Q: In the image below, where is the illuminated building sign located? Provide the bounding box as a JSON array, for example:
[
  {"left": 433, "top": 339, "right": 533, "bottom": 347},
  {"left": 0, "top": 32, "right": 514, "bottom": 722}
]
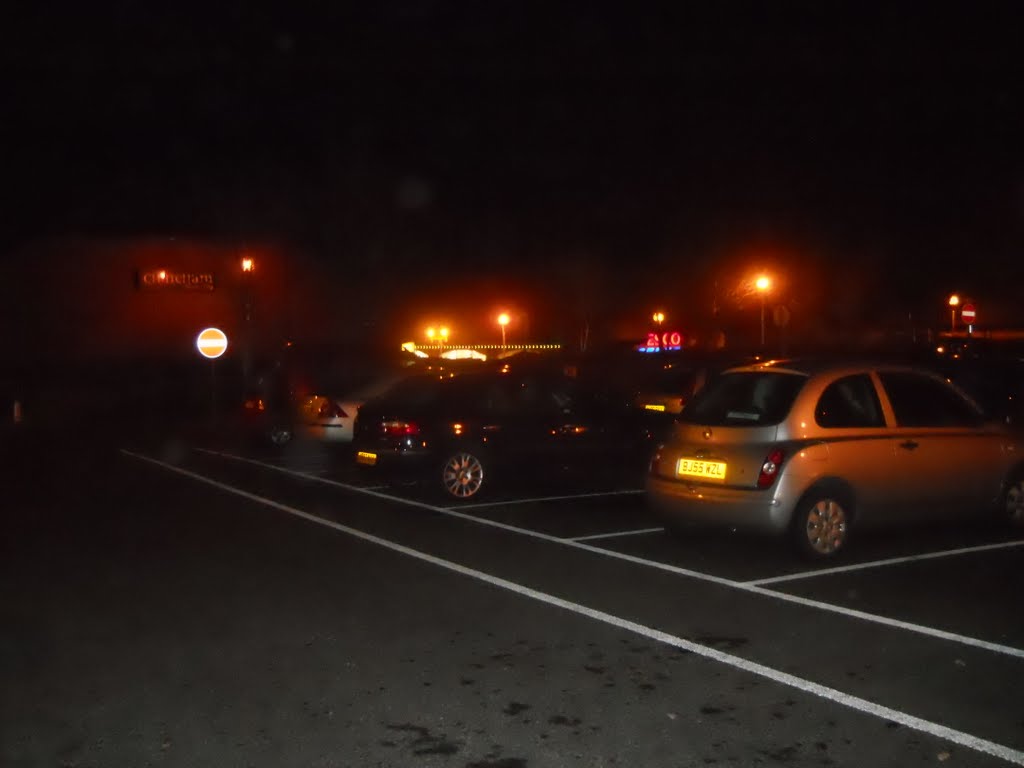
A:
[
  {"left": 136, "top": 270, "right": 215, "bottom": 292},
  {"left": 638, "top": 330, "right": 684, "bottom": 353}
]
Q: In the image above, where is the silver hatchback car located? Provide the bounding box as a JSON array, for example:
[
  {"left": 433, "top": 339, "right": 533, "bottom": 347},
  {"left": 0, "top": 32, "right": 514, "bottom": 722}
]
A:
[{"left": 645, "top": 360, "right": 1024, "bottom": 559}]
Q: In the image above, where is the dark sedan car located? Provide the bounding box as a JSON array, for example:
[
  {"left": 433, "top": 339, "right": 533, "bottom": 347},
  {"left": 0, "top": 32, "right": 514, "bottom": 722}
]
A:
[{"left": 352, "top": 368, "right": 656, "bottom": 500}]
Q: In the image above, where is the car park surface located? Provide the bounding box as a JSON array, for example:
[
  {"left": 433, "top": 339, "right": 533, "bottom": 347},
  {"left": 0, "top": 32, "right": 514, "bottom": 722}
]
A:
[{"left": 7, "top": 425, "right": 1024, "bottom": 767}]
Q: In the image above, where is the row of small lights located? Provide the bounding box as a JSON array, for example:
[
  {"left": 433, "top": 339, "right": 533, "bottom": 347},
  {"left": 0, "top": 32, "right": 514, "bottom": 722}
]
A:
[{"left": 413, "top": 343, "right": 562, "bottom": 350}]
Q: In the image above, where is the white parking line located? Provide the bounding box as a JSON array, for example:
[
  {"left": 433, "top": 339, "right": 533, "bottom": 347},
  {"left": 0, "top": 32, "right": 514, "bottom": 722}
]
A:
[
  {"left": 189, "top": 447, "right": 1024, "bottom": 661},
  {"left": 571, "top": 527, "right": 665, "bottom": 542},
  {"left": 443, "top": 488, "right": 643, "bottom": 510},
  {"left": 121, "top": 449, "right": 1024, "bottom": 767},
  {"left": 745, "top": 540, "right": 1024, "bottom": 586}
]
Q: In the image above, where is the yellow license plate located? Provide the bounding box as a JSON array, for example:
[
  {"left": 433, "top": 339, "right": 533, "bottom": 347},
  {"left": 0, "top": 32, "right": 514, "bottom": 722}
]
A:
[
  {"left": 356, "top": 451, "right": 378, "bottom": 466},
  {"left": 676, "top": 458, "right": 727, "bottom": 481},
  {"left": 644, "top": 403, "right": 666, "bottom": 412}
]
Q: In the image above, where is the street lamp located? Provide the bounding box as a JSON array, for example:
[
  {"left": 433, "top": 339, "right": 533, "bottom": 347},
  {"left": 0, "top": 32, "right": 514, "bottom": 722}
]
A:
[
  {"left": 948, "top": 294, "right": 960, "bottom": 332},
  {"left": 497, "top": 313, "right": 510, "bottom": 346},
  {"left": 755, "top": 275, "right": 771, "bottom": 347},
  {"left": 439, "top": 326, "right": 449, "bottom": 346},
  {"left": 652, "top": 311, "right": 665, "bottom": 326},
  {"left": 240, "top": 257, "right": 256, "bottom": 391}
]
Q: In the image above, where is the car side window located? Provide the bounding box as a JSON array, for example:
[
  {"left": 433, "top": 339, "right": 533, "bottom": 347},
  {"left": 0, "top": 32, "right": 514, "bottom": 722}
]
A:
[
  {"left": 878, "top": 371, "right": 984, "bottom": 428},
  {"left": 515, "top": 375, "right": 576, "bottom": 413},
  {"left": 815, "top": 374, "right": 884, "bottom": 428}
]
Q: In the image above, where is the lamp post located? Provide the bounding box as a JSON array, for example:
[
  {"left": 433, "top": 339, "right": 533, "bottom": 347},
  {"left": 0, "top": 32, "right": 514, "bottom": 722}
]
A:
[
  {"left": 755, "top": 275, "right": 771, "bottom": 348},
  {"left": 497, "top": 313, "right": 510, "bottom": 346},
  {"left": 948, "top": 294, "right": 960, "bottom": 332},
  {"left": 241, "top": 256, "right": 255, "bottom": 391},
  {"left": 652, "top": 311, "right": 665, "bottom": 326}
]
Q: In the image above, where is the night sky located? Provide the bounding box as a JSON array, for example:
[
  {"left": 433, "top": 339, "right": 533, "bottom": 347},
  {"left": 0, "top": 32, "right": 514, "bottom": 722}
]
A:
[{"left": 5, "top": 3, "right": 1024, "bottom": 341}]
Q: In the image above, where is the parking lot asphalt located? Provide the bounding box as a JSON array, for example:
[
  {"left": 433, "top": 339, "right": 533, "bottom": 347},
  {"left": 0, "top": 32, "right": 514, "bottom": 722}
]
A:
[{"left": 5, "top": 433, "right": 1024, "bottom": 767}]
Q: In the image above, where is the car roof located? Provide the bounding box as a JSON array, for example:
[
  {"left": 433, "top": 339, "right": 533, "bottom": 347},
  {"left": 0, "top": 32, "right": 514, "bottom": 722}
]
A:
[{"left": 723, "top": 357, "right": 945, "bottom": 379}]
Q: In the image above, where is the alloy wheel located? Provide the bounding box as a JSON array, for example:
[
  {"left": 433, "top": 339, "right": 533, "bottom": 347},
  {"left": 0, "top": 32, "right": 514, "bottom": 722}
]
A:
[
  {"left": 1006, "top": 478, "right": 1024, "bottom": 526},
  {"left": 804, "top": 498, "right": 848, "bottom": 555},
  {"left": 442, "top": 452, "right": 485, "bottom": 499}
]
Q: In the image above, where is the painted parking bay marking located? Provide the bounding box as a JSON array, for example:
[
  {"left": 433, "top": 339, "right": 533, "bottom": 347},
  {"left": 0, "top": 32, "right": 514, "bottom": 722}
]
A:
[
  {"left": 119, "top": 449, "right": 1024, "bottom": 768},
  {"left": 744, "top": 539, "right": 1024, "bottom": 586},
  {"left": 571, "top": 527, "right": 664, "bottom": 542},
  {"left": 188, "top": 447, "right": 1024, "bottom": 662}
]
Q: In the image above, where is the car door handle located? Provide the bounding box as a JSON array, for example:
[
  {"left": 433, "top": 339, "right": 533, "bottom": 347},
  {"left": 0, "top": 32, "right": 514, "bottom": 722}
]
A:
[{"left": 899, "top": 440, "right": 919, "bottom": 451}]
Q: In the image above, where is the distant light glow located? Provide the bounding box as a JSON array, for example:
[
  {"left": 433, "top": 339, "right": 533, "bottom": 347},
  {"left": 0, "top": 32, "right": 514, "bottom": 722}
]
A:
[
  {"left": 440, "top": 349, "right": 487, "bottom": 361},
  {"left": 755, "top": 275, "right": 771, "bottom": 292}
]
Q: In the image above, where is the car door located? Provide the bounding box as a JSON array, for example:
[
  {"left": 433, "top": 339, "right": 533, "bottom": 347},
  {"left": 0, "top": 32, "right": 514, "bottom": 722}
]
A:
[
  {"left": 506, "top": 373, "right": 606, "bottom": 464},
  {"left": 876, "top": 370, "right": 1005, "bottom": 521},
  {"left": 810, "top": 373, "right": 899, "bottom": 526}
]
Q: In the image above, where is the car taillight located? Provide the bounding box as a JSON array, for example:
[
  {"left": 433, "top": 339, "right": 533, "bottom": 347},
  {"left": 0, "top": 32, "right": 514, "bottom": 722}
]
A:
[
  {"left": 382, "top": 420, "right": 420, "bottom": 437},
  {"left": 757, "top": 448, "right": 785, "bottom": 488}
]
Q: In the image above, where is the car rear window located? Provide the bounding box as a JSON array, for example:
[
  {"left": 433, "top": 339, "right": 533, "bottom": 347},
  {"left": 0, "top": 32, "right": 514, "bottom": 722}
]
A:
[
  {"left": 377, "top": 373, "right": 514, "bottom": 413},
  {"left": 678, "top": 371, "right": 806, "bottom": 426},
  {"left": 378, "top": 375, "right": 447, "bottom": 406}
]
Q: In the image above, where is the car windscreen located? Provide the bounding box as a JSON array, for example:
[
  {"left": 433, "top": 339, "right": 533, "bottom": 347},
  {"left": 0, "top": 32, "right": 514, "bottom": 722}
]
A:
[{"left": 678, "top": 371, "right": 807, "bottom": 426}]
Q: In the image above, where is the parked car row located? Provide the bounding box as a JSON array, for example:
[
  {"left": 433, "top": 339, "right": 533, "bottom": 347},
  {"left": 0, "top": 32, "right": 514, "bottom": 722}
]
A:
[{"left": 234, "top": 346, "right": 1024, "bottom": 561}]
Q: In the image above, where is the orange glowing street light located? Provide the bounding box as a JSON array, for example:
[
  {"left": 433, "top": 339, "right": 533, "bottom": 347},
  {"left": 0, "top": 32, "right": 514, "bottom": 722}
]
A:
[
  {"left": 652, "top": 311, "right": 665, "bottom": 325},
  {"left": 241, "top": 257, "right": 255, "bottom": 273},
  {"left": 755, "top": 275, "right": 771, "bottom": 347},
  {"left": 497, "top": 312, "right": 510, "bottom": 345},
  {"left": 948, "top": 294, "right": 960, "bottom": 331}
]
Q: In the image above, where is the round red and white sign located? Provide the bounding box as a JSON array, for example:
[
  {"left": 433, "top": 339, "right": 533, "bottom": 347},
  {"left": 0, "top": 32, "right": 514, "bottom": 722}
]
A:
[
  {"left": 961, "top": 304, "right": 976, "bottom": 323},
  {"left": 196, "top": 327, "right": 228, "bottom": 359}
]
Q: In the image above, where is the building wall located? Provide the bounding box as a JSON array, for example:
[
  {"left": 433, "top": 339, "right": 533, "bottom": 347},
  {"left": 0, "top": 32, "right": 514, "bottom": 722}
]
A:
[{"left": 1, "top": 236, "right": 323, "bottom": 366}]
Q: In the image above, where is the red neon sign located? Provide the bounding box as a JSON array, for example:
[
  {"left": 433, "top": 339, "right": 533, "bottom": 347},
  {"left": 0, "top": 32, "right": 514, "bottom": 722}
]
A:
[{"left": 645, "top": 331, "right": 683, "bottom": 348}]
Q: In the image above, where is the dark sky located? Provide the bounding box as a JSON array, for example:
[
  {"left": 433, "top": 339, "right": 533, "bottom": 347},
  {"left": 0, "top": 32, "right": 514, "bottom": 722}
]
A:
[{"left": 5, "top": 2, "right": 1024, "bottom": 335}]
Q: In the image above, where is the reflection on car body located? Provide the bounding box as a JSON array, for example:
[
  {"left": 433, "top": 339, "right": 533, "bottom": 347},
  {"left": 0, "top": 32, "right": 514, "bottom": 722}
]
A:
[
  {"left": 646, "top": 359, "right": 1024, "bottom": 559},
  {"left": 353, "top": 367, "right": 655, "bottom": 500}
]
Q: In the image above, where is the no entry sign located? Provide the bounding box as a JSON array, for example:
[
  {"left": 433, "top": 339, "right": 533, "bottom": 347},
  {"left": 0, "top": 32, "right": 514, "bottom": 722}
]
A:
[
  {"left": 961, "top": 304, "right": 976, "bottom": 324},
  {"left": 196, "top": 327, "right": 228, "bottom": 359}
]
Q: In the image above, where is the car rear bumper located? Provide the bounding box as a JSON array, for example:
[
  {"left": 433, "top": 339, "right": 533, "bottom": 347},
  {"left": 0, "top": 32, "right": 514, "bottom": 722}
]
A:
[
  {"left": 645, "top": 474, "right": 794, "bottom": 534},
  {"left": 352, "top": 442, "right": 434, "bottom": 474}
]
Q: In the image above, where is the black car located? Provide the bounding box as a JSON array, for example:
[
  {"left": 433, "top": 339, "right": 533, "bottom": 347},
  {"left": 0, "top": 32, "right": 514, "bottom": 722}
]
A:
[
  {"left": 352, "top": 367, "right": 656, "bottom": 500},
  {"left": 937, "top": 355, "right": 1024, "bottom": 430}
]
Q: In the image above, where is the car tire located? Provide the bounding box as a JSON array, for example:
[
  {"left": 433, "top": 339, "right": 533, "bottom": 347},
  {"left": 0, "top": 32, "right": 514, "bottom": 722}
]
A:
[
  {"left": 791, "top": 486, "right": 853, "bottom": 560},
  {"left": 268, "top": 426, "right": 293, "bottom": 446},
  {"left": 1000, "top": 467, "right": 1024, "bottom": 528},
  {"left": 440, "top": 447, "right": 488, "bottom": 500}
]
